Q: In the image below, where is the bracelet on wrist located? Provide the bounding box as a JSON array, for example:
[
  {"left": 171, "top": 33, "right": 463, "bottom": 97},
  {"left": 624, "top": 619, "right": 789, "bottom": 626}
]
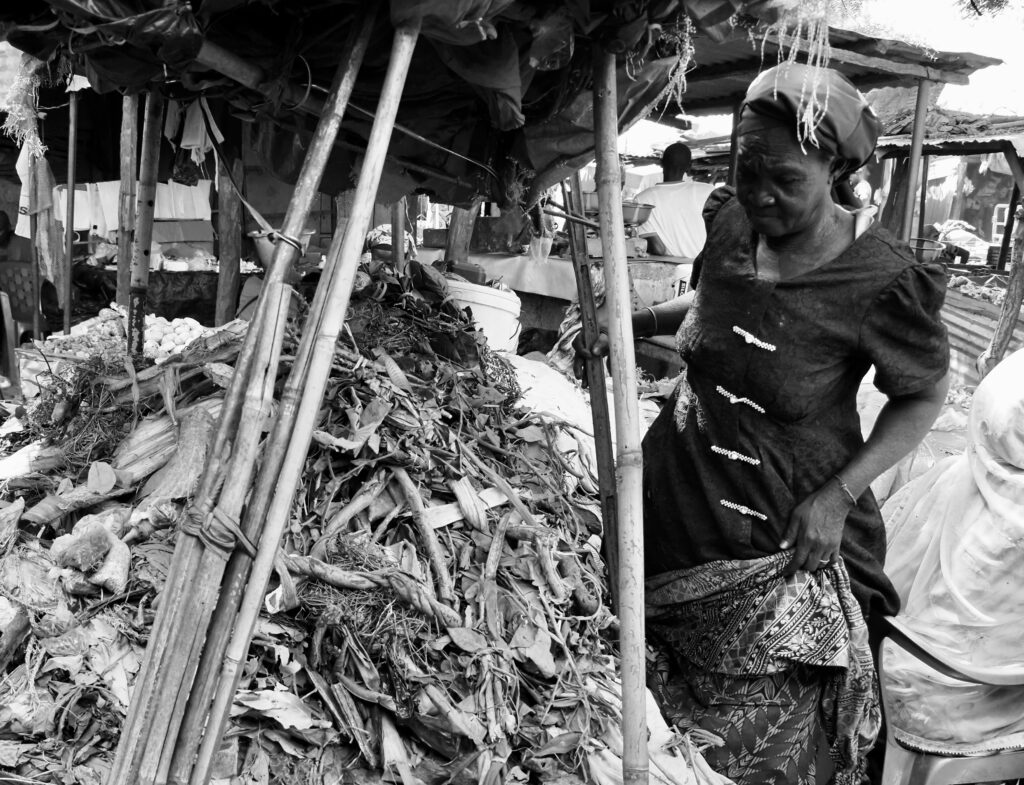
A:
[{"left": 833, "top": 473, "right": 857, "bottom": 506}]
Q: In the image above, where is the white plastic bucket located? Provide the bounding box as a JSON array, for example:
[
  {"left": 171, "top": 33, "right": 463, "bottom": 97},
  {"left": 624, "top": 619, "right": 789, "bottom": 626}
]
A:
[{"left": 446, "top": 279, "right": 521, "bottom": 352}]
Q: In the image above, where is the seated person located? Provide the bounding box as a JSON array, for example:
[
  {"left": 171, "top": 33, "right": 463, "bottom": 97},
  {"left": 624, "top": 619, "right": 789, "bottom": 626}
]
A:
[
  {"left": 634, "top": 143, "right": 714, "bottom": 258},
  {"left": 881, "top": 347, "right": 1024, "bottom": 753},
  {"left": 0, "top": 210, "right": 32, "bottom": 263}
]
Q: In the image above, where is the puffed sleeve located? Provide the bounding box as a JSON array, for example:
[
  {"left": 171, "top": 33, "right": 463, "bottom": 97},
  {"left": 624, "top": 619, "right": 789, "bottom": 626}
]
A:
[
  {"left": 859, "top": 263, "right": 950, "bottom": 397},
  {"left": 688, "top": 185, "right": 736, "bottom": 291}
]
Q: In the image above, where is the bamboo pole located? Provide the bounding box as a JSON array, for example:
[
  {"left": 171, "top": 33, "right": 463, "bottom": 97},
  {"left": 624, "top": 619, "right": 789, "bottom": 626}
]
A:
[
  {"left": 391, "top": 196, "right": 407, "bottom": 273},
  {"left": 28, "top": 155, "right": 41, "bottom": 340},
  {"left": 916, "top": 154, "right": 929, "bottom": 241},
  {"left": 63, "top": 90, "right": 78, "bottom": 333},
  {"left": 186, "top": 21, "right": 421, "bottom": 785},
  {"left": 561, "top": 176, "right": 619, "bottom": 614},
  {"left": 215, "top": 145, "right": 244, "bottom": 325},
  {"left": 593, "top": 48, "right": 648, "bottom": 785},
  {"left": 128, "top": 89, "right": 164, "bottom": 356},
  {"left": 114, "top": 14, "right": 375, "bottom": 781},
  {"left": 117, "top": 94, "right": 139, "bottom": 309},
  {"left": 150, "top": 14, "right": 377, "bottom": 784},
  {"left": 900, "top": 79, "right": 931, "bottom": 242}
]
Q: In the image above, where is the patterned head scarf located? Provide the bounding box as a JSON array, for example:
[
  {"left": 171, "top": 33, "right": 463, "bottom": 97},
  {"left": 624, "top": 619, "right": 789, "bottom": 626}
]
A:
[{"left": 736, "top": 62, "right": 881, "bottom": 180}]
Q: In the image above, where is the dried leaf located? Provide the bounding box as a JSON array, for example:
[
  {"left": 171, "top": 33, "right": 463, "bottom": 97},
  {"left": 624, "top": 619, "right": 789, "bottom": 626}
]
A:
[
  {"left": 531, "top": 732, "right": 584, "bottom": 758},
  {"left": 447, "top": 626, "right": 489, "bottom": 654},
  {"left": 233, "top": 689, "right": 328, "bottom": 731},
  {"left": 0, "top": 739, "right": 35, "bottom": 768},
  {"left": 87, "top": 462, "right": 118, "bottom": 494}
]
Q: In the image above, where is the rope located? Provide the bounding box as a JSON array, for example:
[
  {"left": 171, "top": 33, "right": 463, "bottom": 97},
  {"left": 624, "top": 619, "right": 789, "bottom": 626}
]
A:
[{"left": 179, "top": 506, "right": 258, "bottom": 559}]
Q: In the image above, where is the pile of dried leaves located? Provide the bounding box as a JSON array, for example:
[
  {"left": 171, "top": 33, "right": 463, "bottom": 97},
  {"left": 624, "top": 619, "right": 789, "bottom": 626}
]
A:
[{"left": 0, "top": 275, "right": 715, "bottom": 785}]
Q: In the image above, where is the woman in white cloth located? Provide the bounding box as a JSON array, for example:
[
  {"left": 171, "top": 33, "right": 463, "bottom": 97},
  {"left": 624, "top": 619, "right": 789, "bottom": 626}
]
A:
[{"left": 882, "top": 346, "right": 1024, "bottom": 753}]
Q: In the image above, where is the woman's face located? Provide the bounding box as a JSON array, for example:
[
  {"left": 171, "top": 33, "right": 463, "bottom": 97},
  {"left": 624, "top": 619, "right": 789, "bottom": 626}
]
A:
[{"left": 735, "top": 125, "right": 836, "bottom": 239}]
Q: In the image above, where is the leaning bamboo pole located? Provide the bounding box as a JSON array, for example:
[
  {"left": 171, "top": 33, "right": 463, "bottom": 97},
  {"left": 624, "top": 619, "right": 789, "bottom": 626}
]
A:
[
  {"left": 63, "top": 89, "right": 78, "bottom": 333},
  {"left": 127, "top": 89, "right": 163, "bottom": 356},
  {"left": 110, "top": 14, "right": 375, "bottom": 783},
  {"left": 186, "top": 22, "right": 421, "bottom": 784},
  {"left": 561, "top": 176, "right": 619, "bottom": 613},
  {"left": 116, "top": 94, "right": 138, "bottom": 309},
  {"left": 592, "top": 48, "right": 648, "bottom": 785}
]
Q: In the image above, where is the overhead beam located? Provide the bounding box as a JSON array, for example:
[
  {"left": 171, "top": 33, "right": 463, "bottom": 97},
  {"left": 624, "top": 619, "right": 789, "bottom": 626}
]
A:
[{"left": 761, "top": 36, "right": 971, "bottom": 85}]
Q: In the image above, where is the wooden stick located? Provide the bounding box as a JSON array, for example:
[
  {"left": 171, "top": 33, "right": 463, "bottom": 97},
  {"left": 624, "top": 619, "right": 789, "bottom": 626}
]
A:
[
  {"left": 391, "top": 196, "right": 407, "bottom": 273},
  {"left": 28, "top": 153, "right": 41, "bottom": 340},
  {"left": 562, "top": 175, "right": 619, "bottom": 614},
  {"left": 444, "top": 196, "right": 483, "bottom": 263},
  {"left": 215, "top": 138, "right": 244, "bottom": 325},
  {"left": 128, "top": 90, "right": 164, "bottom": 355},
  {"left": 117, "top": 94, "right": 139, "bottom": 309},
  {"left": 980, "top": 247, "right": 1024, "bottom": 376},
  {"left": 393, "top": 467, "right": 455, "bottom": 605},
  {"left": 63, "top": 89, "right": 78, "bottom": 334},
  {"left": 185, "top": 19, "right": 414, "bottom": 785},
  {"left": 900, "top": 79, "right": 931, "bottom": 242},
  {"left": 593, "top": 47, "right": 648, "bottom": 785},
  {"left": 997, "top": 184, "right": 1019, "bottom": 271}
]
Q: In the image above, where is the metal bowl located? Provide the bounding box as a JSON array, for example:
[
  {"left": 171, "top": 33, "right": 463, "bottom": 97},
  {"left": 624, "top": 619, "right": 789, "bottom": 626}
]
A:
[{"left": 621, "top": 202, "right": 654, "bottom": 225}]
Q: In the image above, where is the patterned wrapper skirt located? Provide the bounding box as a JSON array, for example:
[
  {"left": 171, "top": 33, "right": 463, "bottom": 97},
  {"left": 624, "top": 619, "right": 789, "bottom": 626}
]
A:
[{"left": 646, "top": 552, "right": 880, "bottom": 785}]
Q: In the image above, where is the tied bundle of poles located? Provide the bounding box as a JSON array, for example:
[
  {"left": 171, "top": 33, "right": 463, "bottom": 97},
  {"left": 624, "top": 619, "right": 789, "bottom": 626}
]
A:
[{"left": 108, "top": 12, "right": 649, "bottom": 785}]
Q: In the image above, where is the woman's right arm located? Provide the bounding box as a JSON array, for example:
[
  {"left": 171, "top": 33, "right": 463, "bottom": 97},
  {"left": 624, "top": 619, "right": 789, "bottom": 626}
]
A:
[{"left": 572, "top": 290, "right": 694, "bottom": 379}]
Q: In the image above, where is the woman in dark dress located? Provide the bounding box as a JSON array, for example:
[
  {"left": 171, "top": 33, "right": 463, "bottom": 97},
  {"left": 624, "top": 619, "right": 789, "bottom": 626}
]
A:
[{"left": 576, "top": 63, "right": 949, "bottom": 784}]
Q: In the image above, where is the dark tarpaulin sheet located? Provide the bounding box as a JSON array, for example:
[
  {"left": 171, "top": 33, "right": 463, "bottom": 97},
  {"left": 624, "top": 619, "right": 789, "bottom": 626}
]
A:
[{"left": 0, "top": 0, "right": 755, "bottom": 206}]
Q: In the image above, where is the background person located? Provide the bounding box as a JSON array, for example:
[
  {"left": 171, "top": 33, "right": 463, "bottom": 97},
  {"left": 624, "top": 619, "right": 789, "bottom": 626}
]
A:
[
  {"left": 576, "top": 63, "right": 949, "bottom": 784},
  {"left": 635, "top": 142, "right": 715, "bottom": 258}
]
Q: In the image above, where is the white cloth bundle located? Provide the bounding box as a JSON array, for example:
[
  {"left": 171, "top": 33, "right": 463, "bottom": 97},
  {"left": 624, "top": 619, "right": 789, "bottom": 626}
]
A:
[{"left": 882, "top": 347, "right": 1024, "bottom": 753}]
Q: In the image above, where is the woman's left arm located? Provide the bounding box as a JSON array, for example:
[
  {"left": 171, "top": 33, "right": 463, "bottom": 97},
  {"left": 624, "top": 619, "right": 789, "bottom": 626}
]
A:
[{"left": 781, "top": 373, "right": 950, "bottom": 575}]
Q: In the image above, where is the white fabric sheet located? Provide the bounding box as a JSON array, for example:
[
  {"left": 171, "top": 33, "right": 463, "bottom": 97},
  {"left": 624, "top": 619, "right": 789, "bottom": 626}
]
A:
[{"left": 881, "top": 347, "right": 1024, "bottom": 753}]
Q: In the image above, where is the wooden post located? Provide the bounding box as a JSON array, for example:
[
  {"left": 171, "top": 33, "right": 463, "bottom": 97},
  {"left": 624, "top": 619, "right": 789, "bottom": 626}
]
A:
[
  {"left": 128, "top": 89, "right": 164, "bottom": 355},
  {"left": 562, "top": 176, "right": 619, "bottom": 613},
  {"left": 916, "top": 154, "right": 929, "bottom": 241},
  {"left": 997, "top": 183, "right": 1019, "bottom": 271},
  {"left": 444, "top": 197, "right": 482, "bottom": 262},
  {"left": 63, "top": 90, "right": 78, "bottom": 333},
  {"left": 593, "top": 47, "right": 648, "bottom": 785},
  {"left": 117, "top": 94, "right": 139, "bottom": 309},
  {"left": 727, "top": 98, "right": 742, "bottom": 187},
  {"left": 391, "top": 195, "right": 406, "bottom": 273},
  {"left": 215, "top": 146, "right": 244, "bottom": 325},
  {"left": 900, "top": 79, "right": 931, "bottom": 242},
  {"left": 186, "top": 20, "right": 420, "bottom": 785},
  {"left": 949, "top": 157, "right": 968, "bottom": 224},
  {"left": 28, "top": 155, "right": 41, "bottom": 340}
]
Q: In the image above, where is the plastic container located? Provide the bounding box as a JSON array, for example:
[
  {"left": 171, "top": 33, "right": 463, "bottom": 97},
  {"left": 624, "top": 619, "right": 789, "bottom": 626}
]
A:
[{"left": 446, "top": 279, "right": 522, "bottom": 352}]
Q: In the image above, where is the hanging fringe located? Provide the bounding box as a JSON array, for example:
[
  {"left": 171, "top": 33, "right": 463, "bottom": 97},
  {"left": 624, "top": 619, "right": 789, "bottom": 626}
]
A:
[
  {"left": 758, "top": 0, "right": 861, "bottom": 150},
  {"left": 1, "top": 52, "right": 49, "bottom": 157}
]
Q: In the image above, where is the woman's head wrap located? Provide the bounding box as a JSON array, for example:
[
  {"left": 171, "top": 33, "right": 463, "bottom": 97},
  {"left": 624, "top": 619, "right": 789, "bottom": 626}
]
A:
[{"left": 736, "top": 62, "right": 881, "bottom": 179}]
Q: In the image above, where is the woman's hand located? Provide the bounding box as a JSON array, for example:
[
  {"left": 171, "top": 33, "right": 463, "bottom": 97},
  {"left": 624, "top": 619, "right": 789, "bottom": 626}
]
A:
[
  {"left": 780, "top": 478, "right": 852, "bottom": 575},
  {"left": 571, "top": 321, "right": 610, "bottom": 384}
]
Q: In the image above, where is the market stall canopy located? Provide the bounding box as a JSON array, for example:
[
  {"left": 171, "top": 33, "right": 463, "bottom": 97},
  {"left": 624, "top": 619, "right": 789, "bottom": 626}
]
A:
[
  {"left": 0, "top": 2, "right": 1001, "bottom": 209},
  {"left": 662, "top": 26, "right": 1002, "bottom": 117}
]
